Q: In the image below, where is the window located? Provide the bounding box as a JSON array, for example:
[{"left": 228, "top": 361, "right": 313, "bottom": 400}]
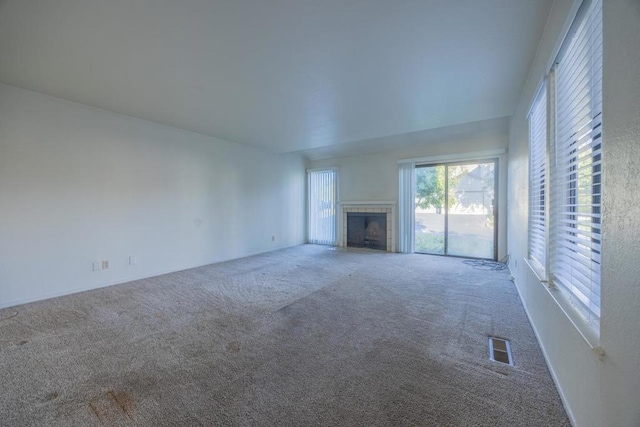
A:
[
  {"left": 528, "top": 83, "right": 547, "bottom": 274},
  {"left": 528, "top": 0, "right": 602, "bottom": 335},
  {"left": 308, "top": 169, "right": 337, "bottom": 245},
  {"left": 551, "top": 0, "right": 602, "bottom": 331}
]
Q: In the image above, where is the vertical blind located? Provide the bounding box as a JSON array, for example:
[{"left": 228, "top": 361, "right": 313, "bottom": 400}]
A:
[
  {"left": 308, "top": 169, "right": 337, "bottom": 245},
  {"left": 528, "top": 83, "right": 547, "bottom": 272},
  {"left": 551, "top": 0, "right": 602, "bottom": 328},
  {"left": 398, "top": 162, "right": 415, "bottom": 253}
]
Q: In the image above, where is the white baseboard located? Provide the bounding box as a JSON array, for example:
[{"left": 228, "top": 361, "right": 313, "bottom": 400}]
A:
[{"left": 0, "top": 243, "right": 305, "bottom": 309}]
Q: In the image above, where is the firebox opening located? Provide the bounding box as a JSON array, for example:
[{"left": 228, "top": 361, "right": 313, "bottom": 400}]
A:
[{"left": 347, "top": 213, "right": 387, "bottom": 250}]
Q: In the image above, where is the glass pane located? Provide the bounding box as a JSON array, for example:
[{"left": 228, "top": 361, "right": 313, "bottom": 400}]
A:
[
  {"left": 414, "top": 165, "right": 445, "bottom": 254},
  {"left": 447, "top": 162, "right": 495, "bottom": 259}
]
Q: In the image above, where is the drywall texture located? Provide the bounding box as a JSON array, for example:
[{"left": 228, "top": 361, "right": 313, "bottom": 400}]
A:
[
  {"left": 507, "top": 0, "right": 640, "bottom": 426},
  {"left": 309, "top": 127, "right": 508, "bottom": 259},
  {"left": 0, "top": 84, "right": 306, "bottom": 308}
]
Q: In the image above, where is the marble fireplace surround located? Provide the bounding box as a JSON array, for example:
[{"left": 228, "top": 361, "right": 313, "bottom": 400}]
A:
[{"left": 339, "top": 201, "right": 396, "bottom": 252}]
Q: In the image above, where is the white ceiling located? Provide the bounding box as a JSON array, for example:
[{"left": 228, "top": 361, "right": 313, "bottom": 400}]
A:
[{"left": 0, "top": 0, "right": 552, "bottom": 157}]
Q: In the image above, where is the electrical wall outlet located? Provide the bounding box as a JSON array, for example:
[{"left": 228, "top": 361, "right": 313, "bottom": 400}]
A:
[
  {"left": 102, "top": 260, "right": 110, "bottom": 270},
  {"left": 272, "top": 236, "right": 276, "bottom": 241},
  {"left": 129, "top": 256, "right": 137, "bottom": 265},
  {"left": 92, "top": 261, "right": 101, "bottom": 271}
]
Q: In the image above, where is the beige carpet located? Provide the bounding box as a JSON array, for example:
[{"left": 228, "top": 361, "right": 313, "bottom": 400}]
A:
[{"left": 0, "top": 245, "right": 570, "bottom": 426}]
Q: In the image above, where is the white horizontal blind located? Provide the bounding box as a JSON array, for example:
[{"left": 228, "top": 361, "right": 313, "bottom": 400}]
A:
[
  {"left": 528, "top": 83, "right": 547, "bottom": 272},
  {"left": 551, "top": 0, "right": 602, "bottom": 329},
  {"left": 308, "top": 169, "right": 337, "bottom": 245}
]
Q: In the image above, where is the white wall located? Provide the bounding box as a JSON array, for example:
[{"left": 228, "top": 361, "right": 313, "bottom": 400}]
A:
[
  {"left": 0, "top": 84, "right": 306, "bottom": 308},
  {"left": 309, "top": 126, "right": 508, "bottom": 258},
  {"left": 507, "top": 0, "right": 640, "bottom": 426}
]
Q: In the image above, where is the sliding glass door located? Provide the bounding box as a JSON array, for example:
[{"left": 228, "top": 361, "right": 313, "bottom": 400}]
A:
[
  {"left": 414, "top": 160, "right": 496, "bottom": 259},
  {"left": 415, "top": 165, "right": 446, "bottom": 254}
]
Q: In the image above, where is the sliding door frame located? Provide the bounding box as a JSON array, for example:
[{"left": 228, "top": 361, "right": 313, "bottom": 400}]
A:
[{"left": 415, "top": 157, "right": 499, "bottom": 261}]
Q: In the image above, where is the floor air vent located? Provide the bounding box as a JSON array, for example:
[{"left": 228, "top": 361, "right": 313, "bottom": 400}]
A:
[{"left": 489, "top": 337, "right": 513, "bottom": 365}]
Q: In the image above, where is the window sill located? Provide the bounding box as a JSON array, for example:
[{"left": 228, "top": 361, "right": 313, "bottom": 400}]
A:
[{"left": 526, "top": 257, "right": 547, "bottom": 282}]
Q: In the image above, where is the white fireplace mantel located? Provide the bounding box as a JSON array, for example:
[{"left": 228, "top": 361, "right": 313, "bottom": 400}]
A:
[
  {"left": 338, "top": 201, "right": 396, "bottom": 252},
  {"left": 339, "top": 200, "right": 397, "bottom": 206}
]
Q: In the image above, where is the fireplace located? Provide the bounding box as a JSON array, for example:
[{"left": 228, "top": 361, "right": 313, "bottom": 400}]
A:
[
  {"left": 340, "top": 201, "right": 396, "bottom": 252},
  {"left": 346, "top": 212, "right": 387, "bottom": 250}
]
